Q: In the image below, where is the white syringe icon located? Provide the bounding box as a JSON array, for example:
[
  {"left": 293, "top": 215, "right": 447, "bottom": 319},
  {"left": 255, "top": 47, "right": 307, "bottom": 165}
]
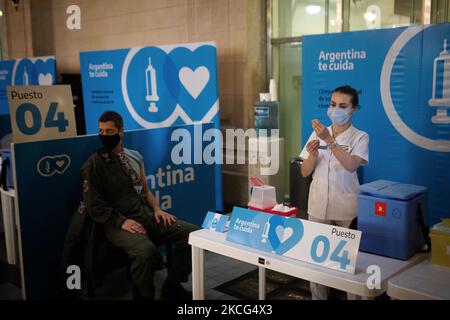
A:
[
  {"left": 23, "top": 66, "right": 29, "bottom": 85},
  {"left": 429, "top": 38, "right": 450, "bottom": 124},
  {"left": 145, "top": 57, "right": 159, "bottom": 113},
  {"left": 45, "top": 161, "right": 51, "bottom": 174},
  {"left": 261, "top": 221, "right": 270, "bottom": 243}
]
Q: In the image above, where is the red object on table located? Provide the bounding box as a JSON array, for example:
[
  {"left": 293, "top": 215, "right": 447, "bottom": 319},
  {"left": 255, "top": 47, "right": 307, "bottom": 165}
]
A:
[
  {"left": 248, "top": 205, "right": 299, "bottom": 218},
  {"left": 249, "top": 177, "right": 265, "bottom": 187}
]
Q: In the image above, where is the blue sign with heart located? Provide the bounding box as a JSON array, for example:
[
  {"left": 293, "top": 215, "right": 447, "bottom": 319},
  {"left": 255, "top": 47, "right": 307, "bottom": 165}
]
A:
[
  {"left": 0, "top": 56, "right": 56, "bottom": 115},
  {"left": 80, "top": 42, "right": 219, "bottom": 133},
  {"left": 168, "top": 46, "right": 218, "bottom": 120},
  {"left": 267, "top": 214, "right": 304, "bottom": 255},
  {"left": 37, "top": 154, "right": 71, "bottom": 177},
  {"left": 226, "top": 207, "right": 304, "bottom": 255}
]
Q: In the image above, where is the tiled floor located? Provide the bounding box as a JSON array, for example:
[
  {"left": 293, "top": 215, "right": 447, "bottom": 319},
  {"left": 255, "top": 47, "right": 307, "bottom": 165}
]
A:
[
  {"left": 0, "top": 206, "right": 261, "bottom": 300},
  {"left": 0, "top": 236, "right": 258, "bottom": 300},
  {"left": 81, "top": 251, "right": 256, "bottom": 300},
  {"left": 183, "top": 251, "right": 258, "bottom": 300}
]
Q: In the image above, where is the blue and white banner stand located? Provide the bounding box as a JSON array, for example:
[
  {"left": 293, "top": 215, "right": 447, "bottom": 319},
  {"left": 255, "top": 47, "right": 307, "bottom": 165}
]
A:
[
  {"left": 79, "top": 42, "right": 219, "bottom": 131},
  {"left": 80, "top": 42, "right": 222, "bottom": 211},
  {"left": 12, "top": 124, "right": 217, "bottom": 299},
  {"left": 226, "top": 207, "right": 361, "bottom": 274},
  {"left": 302, "top": 24, "right": 450, "bottom": 225},
  {"left": 0, "top": 56, "right": 56, "bottom": 115}
]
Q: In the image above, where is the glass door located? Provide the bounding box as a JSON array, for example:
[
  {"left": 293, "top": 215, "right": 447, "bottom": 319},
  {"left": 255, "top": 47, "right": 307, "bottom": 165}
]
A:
[
  {"left": 269, "top": 0, "right": 445, "bottom": 200},
  {"left": 270, "top": 0, "right": 336, "bottom": 200}
]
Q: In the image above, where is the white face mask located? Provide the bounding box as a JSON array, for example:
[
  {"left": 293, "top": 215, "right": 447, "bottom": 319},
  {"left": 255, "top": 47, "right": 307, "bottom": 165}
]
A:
[{"left": 327, "top": 107, "right": 352, "bottom": 126}]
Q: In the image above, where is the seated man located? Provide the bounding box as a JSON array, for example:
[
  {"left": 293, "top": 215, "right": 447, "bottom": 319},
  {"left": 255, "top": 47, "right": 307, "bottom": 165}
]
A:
[{"left": 81, "top": 110, "right": 198, "bottom": 300}]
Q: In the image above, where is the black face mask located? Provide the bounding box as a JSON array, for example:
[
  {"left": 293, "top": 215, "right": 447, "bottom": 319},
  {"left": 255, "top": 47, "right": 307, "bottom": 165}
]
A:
[{"left": 99, "top": 134, "right": 121, "bottom": 150}]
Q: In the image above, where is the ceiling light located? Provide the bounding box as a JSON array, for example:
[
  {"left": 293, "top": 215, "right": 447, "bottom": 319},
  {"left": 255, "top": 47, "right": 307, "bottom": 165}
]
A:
[
  {"left": 364, "top": 11, "right": 377, "bottom": 22},
  {"left": 305, "top": 5, "right": 321, "bottom": 15}
]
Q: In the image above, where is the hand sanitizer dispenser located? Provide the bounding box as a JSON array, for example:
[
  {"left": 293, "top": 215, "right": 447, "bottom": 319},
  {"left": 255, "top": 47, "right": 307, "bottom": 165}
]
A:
[{"left": 254, "top": 97, "right": 279, "bottom": 136}]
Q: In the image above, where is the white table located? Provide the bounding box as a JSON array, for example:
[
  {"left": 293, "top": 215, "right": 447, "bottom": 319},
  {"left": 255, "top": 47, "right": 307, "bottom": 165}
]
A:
[
  {"left": 387, "top": 257, "right": 450, "bottom": 300},
  {"left": 0, "top": 188, "right": 18, "bottom": 265},
  {"left": 189, "top": 229, "right": 428, "bottom": 300}
]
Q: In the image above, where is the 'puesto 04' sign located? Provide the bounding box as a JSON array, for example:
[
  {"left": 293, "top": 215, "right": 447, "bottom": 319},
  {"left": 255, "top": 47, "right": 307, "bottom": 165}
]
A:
[
  {"left": 226, "top": 207, "right": 361, "bottom": 274},
  {"left": 0, "top": 56, "right": 56, "bottom": 148},
  {"left": 7, "top": 85, "right": 76, "bottom": 143}
]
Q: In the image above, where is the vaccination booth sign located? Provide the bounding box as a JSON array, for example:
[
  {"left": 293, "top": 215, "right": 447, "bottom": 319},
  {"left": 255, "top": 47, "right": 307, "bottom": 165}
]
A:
[
  {"left": 227, "top": 207, "right": 361, "bottom": 274},
  {"left": 302, "top": 24, "right": 450, "bottom": 225},
  {"left": 7, "top": 85, "right": 77, "bottom": 143},
  {"left": 79, "top": 42, "right": 219, "bottom": 131}
]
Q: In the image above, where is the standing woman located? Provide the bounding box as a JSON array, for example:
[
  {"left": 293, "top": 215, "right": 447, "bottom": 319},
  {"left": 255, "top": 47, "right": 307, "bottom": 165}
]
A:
[{"left": 299, "top": 85, "right": 369, "bottom": 300}]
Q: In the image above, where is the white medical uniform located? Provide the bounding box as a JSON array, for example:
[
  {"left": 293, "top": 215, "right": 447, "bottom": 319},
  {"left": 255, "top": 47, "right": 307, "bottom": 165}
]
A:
[
  {"left": 300, "top": 124, "right": 369, "bottom": 301},
  {"left": 299, "top": 125, "right": 369, "bottom": 222}
]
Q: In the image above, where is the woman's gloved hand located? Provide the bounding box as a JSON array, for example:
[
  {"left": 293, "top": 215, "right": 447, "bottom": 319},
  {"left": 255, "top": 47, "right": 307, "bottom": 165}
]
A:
[
  {"left": 306, "top": 139, "right": 320, "bottom": 158},
  {"left": 312, "top": 119, "right": 333, "bottom": 144}
]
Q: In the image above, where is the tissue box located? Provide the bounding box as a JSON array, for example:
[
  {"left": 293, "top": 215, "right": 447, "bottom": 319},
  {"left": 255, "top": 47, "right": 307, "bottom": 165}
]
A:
[
  {"left": 248, "top": 185, "right": 277, "bottom": 209},
  {"left": 430, "top": 220, "right": 450, "bottom": 268}
]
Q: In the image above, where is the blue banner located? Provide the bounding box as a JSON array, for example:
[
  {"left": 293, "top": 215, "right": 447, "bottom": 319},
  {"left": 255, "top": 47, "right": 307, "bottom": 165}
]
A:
[
  {"left": 14, "top": 124, "right": 218, "bottom": 298},
  {"left": 79, "top": 42, "right": 222, "bottom": 210},
  {"left": 0, "top": 56, "right": 56, "bottom": 115},
  {"left": 302, "top": 24, "right": 450, "bottom": 225},
  {"left": 79, "top": 42, "right": 219, "bottom": 132}
]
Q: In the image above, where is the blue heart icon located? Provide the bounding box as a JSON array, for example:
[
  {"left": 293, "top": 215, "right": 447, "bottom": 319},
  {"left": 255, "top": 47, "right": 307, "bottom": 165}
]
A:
[
  {"left": 168, "top": 45, "right": 218, "bottom": 121},
  {"left": 37, "top": 154, "right": 71, "bottom": 177},
  {"left": 274, "top": 218, "right": 304, "bottom": 255},
  {"left": 53, "top": 155, "right": 71, "bottom": 173},
  {"left": 267, "top": 215, "right": 284, "bottom": 251},
  {"left": 267, "top": 214, "right": 304, "bottom": 255}
]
